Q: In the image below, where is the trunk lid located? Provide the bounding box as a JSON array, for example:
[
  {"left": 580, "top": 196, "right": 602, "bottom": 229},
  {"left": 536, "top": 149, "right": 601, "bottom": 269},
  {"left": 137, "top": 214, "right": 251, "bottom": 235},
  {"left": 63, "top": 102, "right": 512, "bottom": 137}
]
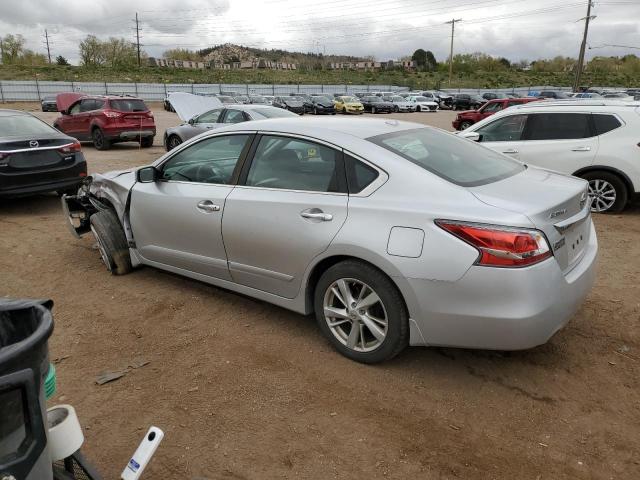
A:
[{"left": 469, "top": 167, "right": 591, "bottom": 273}]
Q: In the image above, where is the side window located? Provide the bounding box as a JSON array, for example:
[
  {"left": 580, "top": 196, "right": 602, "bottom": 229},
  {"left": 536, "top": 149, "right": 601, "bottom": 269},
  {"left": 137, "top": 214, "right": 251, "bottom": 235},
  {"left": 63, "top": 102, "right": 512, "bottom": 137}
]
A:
[
  {"left": 525, "top": 113, "right": 591, "bottom": 140},
  {"left": 507, "top": 100, "right": 522, "bottom": 108},
  {"left": 69, "top": 102, "right": 82, "bottom": 115},
  {"left": 223, "top": 110, "right": 246, "bottom": 124},
  {"left": 161, "top": 135, "right": 249, "bottom": 184},
  {"left": 196, "top": 109, "right": 222, "bottom": 123},
  {"left": 476, "top": 114, "right": 528, "bottom": 142},
  {"left": 245, "top": 135, "right": 343, "bottom": 193},
  {"left": 592, "top": 114, "right": 622, "bottom": 136},
  {"left": 483, "top": 102, "right": 503, "bottom": 113},
  {"left": 345, "top": 154, "right": 380, "bottom": 194},
  {"left": 93, "top": 99, "right": 105, "bottom": 110},
  {"left": 79, "top": 99, "right": 96, "bottom": 112}
]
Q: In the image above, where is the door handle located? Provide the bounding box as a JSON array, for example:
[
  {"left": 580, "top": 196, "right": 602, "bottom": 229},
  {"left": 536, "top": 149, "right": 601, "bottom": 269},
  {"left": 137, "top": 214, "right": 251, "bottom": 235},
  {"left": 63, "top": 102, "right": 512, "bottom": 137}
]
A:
[
  {"left": 571, "top": 146, "right": 591, "bottom": 152},
  {"left": 502, "top": 149, "right": 519, "bottom": 154},
  {"left": 197, "top": 200, "right": 220, "bottom": 213},
  {"left": 301, "top": 211, "right": 333, "bottom": 221}
]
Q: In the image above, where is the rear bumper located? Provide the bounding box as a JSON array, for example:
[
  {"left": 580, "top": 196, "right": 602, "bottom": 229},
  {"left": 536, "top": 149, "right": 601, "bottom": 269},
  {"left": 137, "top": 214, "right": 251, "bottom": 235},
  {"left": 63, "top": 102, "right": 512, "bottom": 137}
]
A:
[
  {"left": 0, "top": 157, "right": 87, "bottom": 197},
  {"left": 0, "top": 175, "right": 84, "bottom": 197},
  {"left": 106, "top": 129, "right": 156, "bottom": 141},
  {"left": 405, "top": 221, "right": 598, "bottom": 350}
]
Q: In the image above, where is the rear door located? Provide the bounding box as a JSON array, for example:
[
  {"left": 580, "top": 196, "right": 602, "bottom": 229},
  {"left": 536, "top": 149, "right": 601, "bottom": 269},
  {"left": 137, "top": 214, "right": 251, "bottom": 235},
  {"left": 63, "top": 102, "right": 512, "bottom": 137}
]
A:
[
  {"left": 130, "top": 133, "right": 253, "bottom": 280},
  {"left": 222, "top": 134, "right": 348, "bottom": 298},
  {"left": 516, "top": 112, "right": 597, "bottom": 174}
]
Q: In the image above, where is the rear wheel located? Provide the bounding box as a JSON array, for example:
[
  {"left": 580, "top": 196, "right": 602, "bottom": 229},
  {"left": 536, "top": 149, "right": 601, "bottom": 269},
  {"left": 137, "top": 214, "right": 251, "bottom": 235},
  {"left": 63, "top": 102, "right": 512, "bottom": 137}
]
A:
[
  {"left": 90, "top": 210, "right": 132, "bottom": 275},
  {"left": 314, "top": 260, "right": 409, "bottom": 364},
  {"left": 92, "top": 128, "right": 111, "bottom": 151},
  {"left": 581, "top": 171, "right": 628, "bottom": 213},
  {"left": 140, "top": 136, "right": 154, "bottom": 148}
]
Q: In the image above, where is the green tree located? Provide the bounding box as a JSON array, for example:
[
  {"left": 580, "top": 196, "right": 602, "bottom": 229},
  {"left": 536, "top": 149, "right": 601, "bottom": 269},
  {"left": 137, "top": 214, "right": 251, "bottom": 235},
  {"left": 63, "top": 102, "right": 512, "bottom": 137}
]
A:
[
  {"left": 103, "top": 37, "right": 138, "bottom": 68},
  {"left": 79, "top": 35, "right": 106, "bottom": 66},
  {"left": 1, "top": 34, "right": 26, "bottom": 64},
  {"left": 56, "top": 55, "right": 70, "bottom": 65},
  {"left": 412, "top": 49, "right": 427, "bottom": 70},
  {"left": 19, "top": 49, "right": 47, "bottom": 66},
  {"left": 163, "top": 48, "right": 201, "bottom": 61},
  {"left": 425, "top": 51, "right": 437, "bottom": 71}
]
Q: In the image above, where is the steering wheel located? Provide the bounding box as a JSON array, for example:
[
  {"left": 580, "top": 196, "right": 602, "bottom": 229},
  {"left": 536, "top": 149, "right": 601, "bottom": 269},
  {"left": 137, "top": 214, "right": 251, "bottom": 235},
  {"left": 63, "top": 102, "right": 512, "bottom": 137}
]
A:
[{"left": 194, "top": 164, "right": 225, "bottom": 183}]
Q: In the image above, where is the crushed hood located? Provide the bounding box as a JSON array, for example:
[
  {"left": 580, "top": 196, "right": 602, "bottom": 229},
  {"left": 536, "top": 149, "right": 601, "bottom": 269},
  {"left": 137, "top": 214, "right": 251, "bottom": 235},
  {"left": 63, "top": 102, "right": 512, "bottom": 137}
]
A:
[
  {"left": 168, "top": 92, "right": 223, "bottom": 122},
  {"left": 56, "top": 92, "right": 86, "bottom": 114}
]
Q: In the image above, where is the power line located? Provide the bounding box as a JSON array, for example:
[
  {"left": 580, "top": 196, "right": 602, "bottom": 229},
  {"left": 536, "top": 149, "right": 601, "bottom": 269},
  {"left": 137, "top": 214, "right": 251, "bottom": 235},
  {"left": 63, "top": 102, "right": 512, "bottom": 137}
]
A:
[
  {"left": 573, "top": 1, "right": 595, "bottom": 91},
  {"left": 445, "top": 18, "right": 462, "bottom": 86}
]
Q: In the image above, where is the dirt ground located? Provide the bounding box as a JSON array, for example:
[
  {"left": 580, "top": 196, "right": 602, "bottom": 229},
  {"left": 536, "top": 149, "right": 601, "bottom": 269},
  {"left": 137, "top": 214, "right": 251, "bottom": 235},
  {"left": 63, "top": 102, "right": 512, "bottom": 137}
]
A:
[{"left": 1, "top": 102, "right": 639, "bottom": 479}]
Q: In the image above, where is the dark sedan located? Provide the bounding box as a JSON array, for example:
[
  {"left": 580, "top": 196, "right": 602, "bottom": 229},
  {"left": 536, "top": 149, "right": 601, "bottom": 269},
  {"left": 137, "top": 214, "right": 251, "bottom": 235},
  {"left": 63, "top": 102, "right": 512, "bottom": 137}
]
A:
[
  {"left": 308, "top": 95, "right": 336, "bottom": 115},
  {"left": 361, "top": 96, "right": 394, "bottom": 113},
  {"left": 273, "top": 96, "right": 305, "bottom": 115},
  {"left": 0, "top": 109, "right": 87, "bottom": 197},
  {"left": 452, "top": 94, "right": 485, "bottom": 110},
  {"left": 41, "top": 96, "right": 58, "bottom": 112}
]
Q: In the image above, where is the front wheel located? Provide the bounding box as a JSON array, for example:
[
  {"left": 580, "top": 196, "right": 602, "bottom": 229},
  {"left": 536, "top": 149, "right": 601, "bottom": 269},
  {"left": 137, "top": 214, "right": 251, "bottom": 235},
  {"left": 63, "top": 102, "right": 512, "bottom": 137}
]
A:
[
  {"left": 371, "top": 106, "right": 376, "bottom": 114},
  {"left": 459, "top": 121, "right": 473, "bottom": 130},
  {"left": 90, "top": 210, "right": 132, "bottom": 275},
  {"left": 581, "top": 171, "right": 628, "bottom": 213},
  {"left": 314, "top": 260, "right": 409, "bottom": 363},
  {"left": 394, "top": 105, "right": 399, "bottom": 113}
]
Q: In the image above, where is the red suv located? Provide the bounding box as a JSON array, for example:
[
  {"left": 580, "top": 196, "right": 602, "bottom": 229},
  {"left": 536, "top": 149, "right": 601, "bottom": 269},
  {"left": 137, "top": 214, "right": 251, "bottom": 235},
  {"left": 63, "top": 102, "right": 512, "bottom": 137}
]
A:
[
  {"left": 54, "top": 93, "right": 155, "bottom": 150},
  {"left": 452, "top": 97, "right": 538, "bottom": 130}
]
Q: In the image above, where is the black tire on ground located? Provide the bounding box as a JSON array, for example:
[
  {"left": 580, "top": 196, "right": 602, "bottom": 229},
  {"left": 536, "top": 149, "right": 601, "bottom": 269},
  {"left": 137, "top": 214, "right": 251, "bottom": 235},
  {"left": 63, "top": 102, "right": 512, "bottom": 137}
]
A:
[
  {"left": 314, "top": 260, "right": 409, "bottom": 364},
  {"left": 416, "top": 105, "right": 422, "bottom": 112},
  {"left": 314, "top": 107, "right": 318, "bottom": 115},
  {"left": 580, "top": 170, "right": 628, "bottom": 213},
  {"left": 92, "top": 128, "right": 111, "bottom": 150},
  {"left": 459, "top": 121, "right": 473, "bottom": 130},
  {"left": 166, "top": 135, "right": 182, "bottom": 151},
  {"left": 89, "top": 210, "right": 132, "bottom": 275},
  {"left": 371, "top": 106, "right": 376, "bottom": 114},
  {"left": 140, "top": 136, "right": 154, "bottom": 148},
  {"left": 394, "top": 105, "right": 399, "bottom": 113}
]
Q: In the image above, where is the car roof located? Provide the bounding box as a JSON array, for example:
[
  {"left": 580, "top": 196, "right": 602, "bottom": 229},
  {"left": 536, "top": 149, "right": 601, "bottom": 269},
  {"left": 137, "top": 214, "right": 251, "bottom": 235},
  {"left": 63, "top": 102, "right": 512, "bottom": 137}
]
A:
[
  {"left": 0, "top": 109, "right": 31, "bottom": 117},
  {"left": 507, "top": 99, "right": 640, "bottom": 111},
  {"left": 207, "top": 117, "right": 425, "bottom": 140}
]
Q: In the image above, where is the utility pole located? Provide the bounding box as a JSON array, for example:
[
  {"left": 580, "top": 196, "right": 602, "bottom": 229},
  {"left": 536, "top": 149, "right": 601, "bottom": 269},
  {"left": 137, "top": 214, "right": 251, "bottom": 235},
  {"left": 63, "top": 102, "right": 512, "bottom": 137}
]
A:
[
  {"left": 44, "top": 29, "right": 52, "bottom": 63},
  {"left": 573, "top": 1, "right": 596, "bottom": 92},
  {"left": 135, "top": 12, "right": 141, "bottom": 67},
  {"left": 445, "top": 18, "right": 462, "bottom": 86}
]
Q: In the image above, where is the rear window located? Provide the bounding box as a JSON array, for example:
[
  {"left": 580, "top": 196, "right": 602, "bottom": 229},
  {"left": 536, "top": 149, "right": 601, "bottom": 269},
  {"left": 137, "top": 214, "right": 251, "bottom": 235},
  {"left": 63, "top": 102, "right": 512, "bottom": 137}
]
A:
[
  {"left": 593, "top": 114, "right": 622, "bottom": 135},
  {"left": 250, "top": 108, "right": 297, "bottom": 119},
  {"left": 0, "top": 114, "right": 57, "bottom": 136},
  {"left": 369, "top": 127, "right": 524, "bottom": 187},
  {"left": 109, "top": 99, "right": 147, "bottom": 112}
]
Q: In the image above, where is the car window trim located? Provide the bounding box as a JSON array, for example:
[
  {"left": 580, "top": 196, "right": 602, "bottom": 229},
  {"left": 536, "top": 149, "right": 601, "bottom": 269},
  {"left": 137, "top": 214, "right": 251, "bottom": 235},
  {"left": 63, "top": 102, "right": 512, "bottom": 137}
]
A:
[
  {"left": 343, "top": 150, "right": 389, "bottom": 197},
  {"left": 155, "top": 132, "right": 257, "bottom": 186},
  {"left": 236, "top": 132, "right": 348, "bottom": 195}
]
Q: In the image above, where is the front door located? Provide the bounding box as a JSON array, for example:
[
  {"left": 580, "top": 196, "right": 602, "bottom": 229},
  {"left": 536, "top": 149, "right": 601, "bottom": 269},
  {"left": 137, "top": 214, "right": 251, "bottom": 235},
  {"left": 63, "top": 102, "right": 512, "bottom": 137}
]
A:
[
  {"left": 475, "top": 113, "right": 529, "bottom": 160},
  {"left": 222, "top": 134, "right": 348, "bottom": 298},
  {"left": 130, "top": 133, "right": 253, "bottom": 280}
]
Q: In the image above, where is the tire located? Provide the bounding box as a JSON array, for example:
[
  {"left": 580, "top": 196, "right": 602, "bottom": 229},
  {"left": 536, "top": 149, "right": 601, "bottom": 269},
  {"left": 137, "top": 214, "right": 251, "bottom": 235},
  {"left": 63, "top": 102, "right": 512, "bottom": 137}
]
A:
[
  {"left": 314, "top": 107, "right": 318, "bottom": 115},
  {"left": 417, "top": 105, "right": 422, "bottom": 112},
  {"left": 166, "top": 135, "right": 182, "bottom": 151},
  {"left": 92, "top": 128, "right": 111, "bottom": 151},
  {"left": 394, "top": 105, "right": 399, "bottom": 113},
  {"left": 314, "top": 260, "right": 409, "bottom": 364},
  {"left": 580, "top": 171, "right": 628, "bottom": 213},
  {"left": 371, "top": 106, "right": 376, "bottom": 114},
  {"left": 459, "top": 121, "right": 473, "bottom": 130},
  {"left": 90, "top": 210, "right": 132, "bottom": 275},
  {"left": 140, "top": 136, "right": 154, "bottom": 148}
]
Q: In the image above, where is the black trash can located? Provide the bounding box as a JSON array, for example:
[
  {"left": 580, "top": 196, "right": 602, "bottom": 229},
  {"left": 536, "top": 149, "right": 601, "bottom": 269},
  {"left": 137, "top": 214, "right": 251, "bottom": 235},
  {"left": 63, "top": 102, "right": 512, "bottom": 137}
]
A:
[{"left": 0, "top": 298, "right": 54, "bottom": 480}]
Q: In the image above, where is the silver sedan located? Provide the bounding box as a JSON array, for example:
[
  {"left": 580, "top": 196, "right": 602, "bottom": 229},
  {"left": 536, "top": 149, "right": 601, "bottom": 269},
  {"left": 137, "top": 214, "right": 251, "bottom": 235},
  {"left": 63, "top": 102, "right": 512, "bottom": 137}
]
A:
[{"left": 63, "top": 118, "right": 597, "bottom": 363}]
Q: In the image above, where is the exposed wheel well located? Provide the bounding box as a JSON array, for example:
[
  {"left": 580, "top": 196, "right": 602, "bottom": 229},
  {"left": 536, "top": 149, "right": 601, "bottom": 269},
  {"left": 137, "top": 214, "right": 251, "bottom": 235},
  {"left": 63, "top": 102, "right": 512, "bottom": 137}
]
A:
[
  {"left": 305, "top": 255, "right": 407, "bottom": 314},
  {"left": 573, "top": 166, "right": 634, "bottom": 197}
]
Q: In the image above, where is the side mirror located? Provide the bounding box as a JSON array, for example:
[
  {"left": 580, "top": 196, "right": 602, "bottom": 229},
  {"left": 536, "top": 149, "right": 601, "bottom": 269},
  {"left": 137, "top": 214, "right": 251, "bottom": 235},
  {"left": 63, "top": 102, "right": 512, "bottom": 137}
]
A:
[
  {"left": 460, "top": 131, "right": 481, "bottom": 142},
  {"left": 188, "top": 117, "right": 196, "bottom": 125},
  {"left": 137, "top": 166, "right": 158, "bottom": 183}
]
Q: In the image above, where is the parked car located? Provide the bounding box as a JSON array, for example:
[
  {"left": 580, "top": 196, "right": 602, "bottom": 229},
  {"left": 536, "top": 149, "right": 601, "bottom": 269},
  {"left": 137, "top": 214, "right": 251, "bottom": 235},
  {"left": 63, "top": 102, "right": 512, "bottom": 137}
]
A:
[
  {"left": 361, "top": 96, "right": 394, "bottom": 113},
  {"left": 163, "top": 94, "right": 297, "bottom": 150},
  {"left": 216, "top": 95, "right": 237, "bottom": 105},
  {"left": 272, "top": 96, "right": 305, "bottom": 115},
  {"left": 54, "top": 93, "right": 155, "bottom": 150},
  {"left": 537, "top": 91, "right": 571, "bottom": 99},
  {"left": 430, "top": 90, "right": 454, "bottom": 108},
  {"left": 41, "top": 96, "right": 58, "bottom": 112},
  {"left": 406, "top": 95, "right": 439, "bottom": 112},
  {"left": 163, "top": 94, "right": 175, "bottom": 112},
  {"left": 482, "top": 92, "right": 509, "bottom": 100},
  {"left": 62, "top": 117, "right": 597, "bottom": 363},
  {"left": 459, "top": 100, "right": 640, "bottom": 212},
  {"left": 0, "top": 109, "right": 86, "bottom": 197},
  {"left": 452, "top": 98, "right": 538, "bottom": 130},
  {"left": 234, "top": 95, "right": 250, "bottom": 104},
  {"left": 248, "top": 95, "right": 268, "bottom": 105},
  {"left": 602, "top": 92, "right": 635, "bottom": 101},
  {"left": 573, "top": 92, "right": 602, "bottom": 99},
  {"left": 453, "top": 94, "right": 485, "bottom": 110},
  {"left": 333, "top": 96, "right": 364, "bottom": 114},
  {"left": 308, "top": 95, "right": 336, "bottom": 115},
  {"left": 384, "top": 95, "right": 416, "bottom": 112}
]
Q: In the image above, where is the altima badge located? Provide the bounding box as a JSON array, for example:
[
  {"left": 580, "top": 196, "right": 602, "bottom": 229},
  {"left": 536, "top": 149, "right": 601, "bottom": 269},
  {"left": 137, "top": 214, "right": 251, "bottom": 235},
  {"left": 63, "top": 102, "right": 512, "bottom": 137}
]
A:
[{"left": 549, "top": 208, "right": 567, "bottom": 219}]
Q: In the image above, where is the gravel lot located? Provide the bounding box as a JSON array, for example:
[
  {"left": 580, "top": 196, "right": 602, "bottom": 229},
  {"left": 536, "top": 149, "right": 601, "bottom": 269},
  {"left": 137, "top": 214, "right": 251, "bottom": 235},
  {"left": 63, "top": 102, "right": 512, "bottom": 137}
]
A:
[{"left": 1, "top": 103, "right": 639, "bottom": 479}]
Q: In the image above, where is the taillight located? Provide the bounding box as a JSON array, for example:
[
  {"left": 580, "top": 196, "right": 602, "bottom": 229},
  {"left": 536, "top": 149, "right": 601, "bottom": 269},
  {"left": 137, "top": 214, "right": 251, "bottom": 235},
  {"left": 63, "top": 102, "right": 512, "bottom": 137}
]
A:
[
  {"left": 436, "top": 220, "right": 552, "bottom": 268},
  {"left": 146, "top": 111, "right": 154, "bottom": 118},
  {"left": 104, "top": 111, "right": 122, "bottom": 119},
  {"left": 58, "top": 141, "right": 82, "bottom": 154}
]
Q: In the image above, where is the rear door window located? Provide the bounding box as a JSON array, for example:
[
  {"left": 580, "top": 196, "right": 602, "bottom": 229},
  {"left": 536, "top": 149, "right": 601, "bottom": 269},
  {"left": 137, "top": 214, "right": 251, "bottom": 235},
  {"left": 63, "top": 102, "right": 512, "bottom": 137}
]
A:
[
  {"left": 592, "top": 114, "right": 622, "bottom": 135},
  {"left": 524, "top": 113, "right": 592, "bottom": 140},
  {"left": 345, "top": 154, "right": 379, "bottom": 194},
  {"left": 197, "top": 109, "right": 223, "bottom": 123}
]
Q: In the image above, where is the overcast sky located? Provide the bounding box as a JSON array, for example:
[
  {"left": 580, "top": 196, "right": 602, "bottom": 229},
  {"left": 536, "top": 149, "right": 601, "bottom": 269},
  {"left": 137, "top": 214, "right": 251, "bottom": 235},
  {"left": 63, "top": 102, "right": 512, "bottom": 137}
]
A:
[{"left": 1, "top": 0, "right": 639, "bottom": 65}]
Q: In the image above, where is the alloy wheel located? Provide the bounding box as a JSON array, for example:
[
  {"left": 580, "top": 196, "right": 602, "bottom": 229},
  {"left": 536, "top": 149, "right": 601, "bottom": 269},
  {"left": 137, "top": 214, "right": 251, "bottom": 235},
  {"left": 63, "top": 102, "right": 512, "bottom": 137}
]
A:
[
  {"left": 323, "top": 278, "right": 388, "bottom": 353},
  {"left": 93, "top": 129, "right": 103, "bottom": 149},
  {"left": 168, "top": 136, "right": 182, "bottom": 150},
  {"left": 588, "top": 179, "right": 617, "bottom": 212}
]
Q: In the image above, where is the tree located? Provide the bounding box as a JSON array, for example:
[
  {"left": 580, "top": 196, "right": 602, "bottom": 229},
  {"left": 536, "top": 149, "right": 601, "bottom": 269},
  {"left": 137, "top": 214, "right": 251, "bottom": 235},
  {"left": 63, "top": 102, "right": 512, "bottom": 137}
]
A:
[
  {"left": 103, "top": 37, "right": 138, "bottom": 68},
  {"left": 79, "top": 35, "right": 106, "bottom": 66},
  {"left": 56, "top": 55, "right": 70, "bottom": 65},
  {"left": 498, "top": 57, "right": 511, "bottom": 69},
  {"left": 20, "top": 49, "right": 47, "bottom": 66},
  {"left": 412, "top": 49, "right": 427, "bottom": 70},
  {"left": 163, "top": 48, "right": 201, "bottom": 61},
  {"left": 426, "top": 51, "right": 437, "bottom": 71},
  {"left": 1, "top": 34, "right": 26, "bottom": 64}
]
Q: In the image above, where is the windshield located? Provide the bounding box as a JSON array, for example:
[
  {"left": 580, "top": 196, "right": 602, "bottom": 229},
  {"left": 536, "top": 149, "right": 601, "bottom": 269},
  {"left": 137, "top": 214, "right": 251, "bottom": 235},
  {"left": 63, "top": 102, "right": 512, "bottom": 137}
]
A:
[
  {"left": 342, "top": 96, "right": 358, "bottom": 102},
  {"left": 368, "top": 127, "right": 525, "bottom": 187},
  {"left": 312, "top": 96, "right": 331, "bottom": 102},
  {"left": 250, "top": 108, "right": 298, "bottom": 119},
  {"left": 288, "top": 96, "right": 303, "bottom": 102},
  {"left": 109, "top": 99, "right": 147, "bottom": 112},
  {"left": 366, "top": 97, "right": 381, "bottom": 102},
  {"left": 416, "top": 97, "right": 428, "bottom": 102},
  {"left": 0, "top": 114, "right": 58, "bottom": 137},
  {"left": 250, "top": 96, "right": 266, "bottom": 103}
]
